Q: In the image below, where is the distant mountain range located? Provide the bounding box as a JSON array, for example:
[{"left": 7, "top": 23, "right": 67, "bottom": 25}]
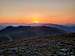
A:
[
  {"left": 0, "top": 23, "right": 75, "bottom": 42},
  {"left": 0, "top": 23, "right": 75, "bottom": 32}
]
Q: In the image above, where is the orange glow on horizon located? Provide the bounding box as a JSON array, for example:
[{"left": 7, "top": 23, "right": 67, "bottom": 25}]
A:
[{"left": 0, "top": 16, "right": 75, "bottom": 25}]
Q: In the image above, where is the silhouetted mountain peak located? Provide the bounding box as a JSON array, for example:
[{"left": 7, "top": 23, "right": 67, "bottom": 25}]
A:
[
  {"left": 0, "top": 25, "right": 65, "bottom": 34},
  {"left": 0, "top": 24, "right": 74, "bottom": 42}
]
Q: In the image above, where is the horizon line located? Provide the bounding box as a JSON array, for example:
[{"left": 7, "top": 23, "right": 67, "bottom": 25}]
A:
[{"left": 0, "top": 23, "right": 75, "bottom": 26}]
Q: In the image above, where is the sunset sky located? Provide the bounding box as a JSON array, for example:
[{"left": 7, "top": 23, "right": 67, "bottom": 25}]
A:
[{"left": 0, "top": 0, "right": 75, "bottom": 25}]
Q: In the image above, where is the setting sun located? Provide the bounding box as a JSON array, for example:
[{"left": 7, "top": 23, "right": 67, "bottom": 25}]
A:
[
  {"left": 33, "top": 20, "right": 39, "bottom": 23},
  {"left": 32, "top": 17, "right": 40, "bottom": 23}
]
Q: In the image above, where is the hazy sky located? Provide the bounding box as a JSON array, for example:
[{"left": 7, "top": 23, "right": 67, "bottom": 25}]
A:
[{"left": 0, "top": 0, "right": 75, "bottom": 24}]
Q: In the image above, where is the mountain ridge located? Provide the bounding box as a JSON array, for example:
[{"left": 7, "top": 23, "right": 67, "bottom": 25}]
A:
[{"left": 0, "top": 23, "right": 75, "bottom": 32}]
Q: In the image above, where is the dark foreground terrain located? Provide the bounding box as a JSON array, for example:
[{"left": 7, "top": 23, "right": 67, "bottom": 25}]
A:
[{"left": 0, "top": 34, "right": 75, "bottom": 56}]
